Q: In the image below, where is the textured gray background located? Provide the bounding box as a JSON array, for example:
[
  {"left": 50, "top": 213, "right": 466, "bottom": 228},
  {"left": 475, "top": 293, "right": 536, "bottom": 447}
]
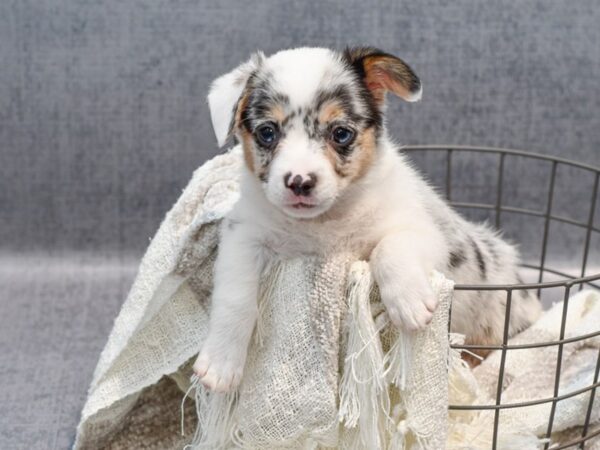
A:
[{"left": 1, "top": 1, "right": 599, "bottom": 448}]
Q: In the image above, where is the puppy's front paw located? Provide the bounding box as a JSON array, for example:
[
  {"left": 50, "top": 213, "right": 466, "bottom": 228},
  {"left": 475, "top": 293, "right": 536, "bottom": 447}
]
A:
[
  {"left": 193, "top": 345, "right": 245, "bottom": 393},
  {"left": 379, "top": 274, "right": 438, "bottom": 331}
]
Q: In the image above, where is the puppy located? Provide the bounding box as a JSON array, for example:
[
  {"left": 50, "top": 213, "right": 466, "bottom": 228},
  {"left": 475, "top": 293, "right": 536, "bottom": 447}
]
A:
[{"left": 193, "top": 47, "right": 542, "bottom": 392}]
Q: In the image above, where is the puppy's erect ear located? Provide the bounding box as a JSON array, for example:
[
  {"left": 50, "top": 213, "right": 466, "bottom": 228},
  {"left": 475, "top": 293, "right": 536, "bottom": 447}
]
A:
[
  {"left": 208, "top": 52, "right": 265, "bottom": 147},
  {"left": 344, "top": 47, "right": 422, "bottom": 104}
]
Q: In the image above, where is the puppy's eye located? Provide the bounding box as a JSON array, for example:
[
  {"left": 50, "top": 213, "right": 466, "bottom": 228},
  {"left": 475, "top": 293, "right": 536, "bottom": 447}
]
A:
[
  {"left": 331, "top": 127, "right": 355, "bottom": 146},
  {"left": 255, "top": 123, "right": 279, "bottom": 147}
]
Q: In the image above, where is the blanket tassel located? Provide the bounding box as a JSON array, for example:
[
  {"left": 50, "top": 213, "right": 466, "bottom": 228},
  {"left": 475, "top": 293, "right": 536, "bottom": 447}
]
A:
[
  {"left": 338, "top": 262, "right": 390, "bottom": 450},
  {"left": 183, "top": 375, "right": 238, "bottom": 449}
]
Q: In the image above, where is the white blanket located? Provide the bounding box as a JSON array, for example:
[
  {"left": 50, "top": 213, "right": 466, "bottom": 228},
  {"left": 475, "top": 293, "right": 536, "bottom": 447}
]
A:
[
  {"left": 73, "top": 148, "right": 453, "bottom": 450},
  {"left": 73, "top": 148, "right": 600, "bottom": 449}
]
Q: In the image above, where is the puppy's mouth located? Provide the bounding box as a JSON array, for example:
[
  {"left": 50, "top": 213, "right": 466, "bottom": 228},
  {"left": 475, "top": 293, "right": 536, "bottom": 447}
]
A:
[
  {"left": 288, "top": 201, "right": 316, "bottom": 209},
  {"left": 273, "top": 192, "right": 331, "bottom": 219},
  {"left": 284, "top": 196, "right": 318, "bottom": 209}
]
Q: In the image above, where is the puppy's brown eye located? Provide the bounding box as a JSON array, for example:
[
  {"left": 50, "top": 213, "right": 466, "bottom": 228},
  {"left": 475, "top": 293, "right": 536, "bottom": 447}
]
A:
[
  {"left": 255, "top": 123, "right": 279, "bottom": 147},
  {"left": 331, "top": 127, "right": 355, "bottom": 146}
]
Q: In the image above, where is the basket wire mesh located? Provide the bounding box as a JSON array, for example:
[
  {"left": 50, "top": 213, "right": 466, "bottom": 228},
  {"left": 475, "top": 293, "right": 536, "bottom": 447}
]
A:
[{"left": 403, "top": 146, "right": 600, "bottom": 449}]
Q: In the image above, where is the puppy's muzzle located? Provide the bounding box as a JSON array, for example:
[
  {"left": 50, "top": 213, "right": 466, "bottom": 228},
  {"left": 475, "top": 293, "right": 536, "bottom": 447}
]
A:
[{"left": 284, "top": 172, "right": 317, "bottom": 197}]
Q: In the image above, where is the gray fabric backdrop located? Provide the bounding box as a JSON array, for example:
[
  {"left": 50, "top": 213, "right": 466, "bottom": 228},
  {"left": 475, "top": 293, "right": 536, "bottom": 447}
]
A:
[
  {"left": 0, "top": 1, "right": 599, "bottom": 448},
  {"left": 1, "top": 0, "right": 599, "bottom": 257}
]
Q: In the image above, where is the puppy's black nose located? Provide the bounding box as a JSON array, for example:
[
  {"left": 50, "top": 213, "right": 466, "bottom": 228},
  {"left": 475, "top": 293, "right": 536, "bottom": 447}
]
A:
[{"left": 284, "top": 172, "right": 317, "bottom": 196}]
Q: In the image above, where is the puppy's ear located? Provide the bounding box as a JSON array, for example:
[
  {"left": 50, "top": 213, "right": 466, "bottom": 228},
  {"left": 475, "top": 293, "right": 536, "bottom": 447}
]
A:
[
  {"left": 208, "top": 52, "right": 265, "bottom": 147},
  {"left": 344, "top": 47, "right": 422, "bottom": 104}
]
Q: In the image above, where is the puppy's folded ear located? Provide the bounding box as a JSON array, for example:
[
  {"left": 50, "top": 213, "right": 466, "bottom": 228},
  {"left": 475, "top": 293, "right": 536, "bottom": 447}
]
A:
[
  {"left": 208, "top": 52, "right": 265, "bottom": 147},
  {"left": 344, "top": 47, "right": 422, "bottom": 104}
]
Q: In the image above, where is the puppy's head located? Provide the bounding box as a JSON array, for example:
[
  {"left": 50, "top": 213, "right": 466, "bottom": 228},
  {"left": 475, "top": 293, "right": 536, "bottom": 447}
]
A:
[{"left": 208, "top": 47, "right": 421, "bottom": 219}]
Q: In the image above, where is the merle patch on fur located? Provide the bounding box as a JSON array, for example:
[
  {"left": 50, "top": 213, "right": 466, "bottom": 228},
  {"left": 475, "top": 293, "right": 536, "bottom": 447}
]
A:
[
  {"left": 470, "top": 238, "right": 487, "bottom": 279},
  {"left": 448, "top": 248, "right": 467, "bottom": 269}
]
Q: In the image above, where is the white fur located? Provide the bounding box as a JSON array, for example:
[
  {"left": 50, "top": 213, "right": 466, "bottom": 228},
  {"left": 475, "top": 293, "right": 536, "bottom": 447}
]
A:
[
  {"left": 266, "top": 127, "right": 340, "bottom": 219},
  {"left": 195, "top": 48, "right": 541, "bottom": 392}
]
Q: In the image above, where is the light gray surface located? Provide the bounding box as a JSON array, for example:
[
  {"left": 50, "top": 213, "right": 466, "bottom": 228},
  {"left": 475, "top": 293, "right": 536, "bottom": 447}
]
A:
[
  {"left": 0, "top": 255, "right": 137, "bottom": 449},
  {"left": 0, "top": 1, "right": 599, "bottom": 448}
]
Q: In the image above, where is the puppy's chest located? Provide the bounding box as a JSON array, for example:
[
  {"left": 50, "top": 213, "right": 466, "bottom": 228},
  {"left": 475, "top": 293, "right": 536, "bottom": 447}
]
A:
[{"left": 260, "top": 214, "right": 381, "bottom": 259}]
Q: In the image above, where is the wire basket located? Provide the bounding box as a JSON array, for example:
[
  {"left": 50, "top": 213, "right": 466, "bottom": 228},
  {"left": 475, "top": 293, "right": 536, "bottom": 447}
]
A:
[{"left": 403, "top": 145, "right": 600, "bottom": 449}]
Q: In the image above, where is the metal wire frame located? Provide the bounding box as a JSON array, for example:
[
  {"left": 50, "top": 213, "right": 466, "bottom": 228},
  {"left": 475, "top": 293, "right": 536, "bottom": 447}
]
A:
[{"left": 402, "top": 145, "right": 600, "bottom": 449}]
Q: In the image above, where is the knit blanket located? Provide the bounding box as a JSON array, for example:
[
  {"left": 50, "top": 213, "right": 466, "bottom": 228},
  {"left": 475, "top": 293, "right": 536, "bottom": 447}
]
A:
[
  {"left": 73, "top": 148, "right": 600, "bottom": 449},
  {"left": 73, "top": 148, "right": 453, "bottom": 450}
]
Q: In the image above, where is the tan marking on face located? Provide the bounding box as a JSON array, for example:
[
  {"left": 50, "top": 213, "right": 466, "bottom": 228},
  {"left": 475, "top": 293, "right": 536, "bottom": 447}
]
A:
[
  {"left": 323, "top": 142, "right": 344, "bottom": 177},
  {"left": 351, "top": 127, "right": 377, "bottom": 180},
  {"left": 318, "top": 101, "right": 345, "bottom": 124},
  {"left": 324, "top": 127, "right": 377, "bottom": 180},
  {"left": 319, "top": 101, "right": 353, "bottom": 178},
  {"left": 234, "top": 91, "right": 256, "bottom": 174},
  {"left": 234, "top": 89, "right": 250, "bottom": 128},
  {"left": 240, "top": 130, "right": 256, "bottom": 174},
  {"left": 241, "top": 131, "right": 273, "bottom": 182},
  {"left": 270, "top": 103, "right": 286, "bottom": 123}
]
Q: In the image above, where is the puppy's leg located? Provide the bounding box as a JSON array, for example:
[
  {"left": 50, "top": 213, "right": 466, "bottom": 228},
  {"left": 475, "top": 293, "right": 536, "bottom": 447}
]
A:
[
  {"left": 193, "top": 224, "right": 261, "bottom": 393},
  {"left": 370, "top": 229, "right": 446, "bottom": 331}
]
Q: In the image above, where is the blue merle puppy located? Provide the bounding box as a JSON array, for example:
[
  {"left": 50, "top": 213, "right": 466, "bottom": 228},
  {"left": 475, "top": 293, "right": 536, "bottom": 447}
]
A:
[{"left": 192, "top": 47, "right": 542, "bottom": 392}]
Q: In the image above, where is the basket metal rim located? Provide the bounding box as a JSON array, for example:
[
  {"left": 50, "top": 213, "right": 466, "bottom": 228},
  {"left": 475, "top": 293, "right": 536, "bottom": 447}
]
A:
[
  {"left": 402, "top": 144, "right": 600, "bottom": 173},
  {"left": 402, "top": 144, "right": 600, "bottom": 291},
  {"left": 453, "top": 271, "right": 600, "bottom": 291}
]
